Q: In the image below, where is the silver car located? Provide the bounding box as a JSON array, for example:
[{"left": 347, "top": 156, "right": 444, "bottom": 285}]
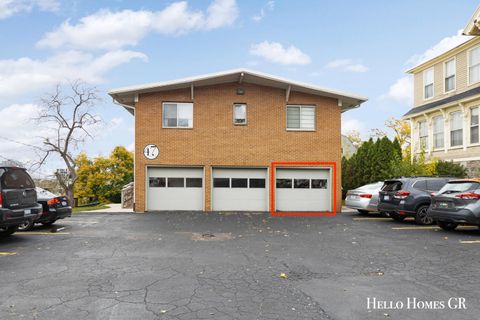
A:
[{"left": 345, "top": 182, "right": 384, "bottom": 214}]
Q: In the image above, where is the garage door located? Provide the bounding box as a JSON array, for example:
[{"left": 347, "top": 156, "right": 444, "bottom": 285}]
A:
[
  {"left": 275, "top": 168, "right": 331, "bottom": 212},
  {"left": 212, "top": 168, "right": 268, "bottom": 211},
  {"left": 147, "top": 167, "right": 203, "bottom": 211}
]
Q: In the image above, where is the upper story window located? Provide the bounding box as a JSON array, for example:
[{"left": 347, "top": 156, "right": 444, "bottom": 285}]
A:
[
  {"left": 286, "top": 105, "right": 315, "bottom": 130},
  {"left": 423, "top": 67, "right": 434, "bottom": 100},
  {"left": 418, "top": 120, "right": 428, "bottom": 150},
  {"left": 469, "top": 46, "right": 480, "bottom": 85},
  {"left": 450, "top": 111, "right": 463, "bottom": 147},
  {"left": 233, "top": 104, "right": 247, "bottom": 125},
  {"left": 433, "top": 116, "right": 444, "bottom": 149},
  {"left": 444, "top": 58, "right": 456, "bottom": 92},
  {"left": 162, "top": 102, "right": 193, "bottom": 128},
  {"left": 471, "top": 107, "right": 479, "bottom": 144}
]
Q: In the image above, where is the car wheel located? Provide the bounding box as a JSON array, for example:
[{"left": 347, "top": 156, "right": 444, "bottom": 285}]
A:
[
  {"left": 437, "top": 221, "right": 458, "bottom": 231},
  {"left": 17, "top": 220, "right": 34, "bottom": 231},
  {"left": 390, "top": 212, "right": 406, "bottom": 221},
  {"left": 357, "top": 210, "right": 369, "bottom": 215},
  {"left": 415, "top": 205, "right": 434, "bottom": 225},
  {"left": 41, "top": 220, "right": 57, "bottom": 226},
  {"left": 0, "top": 226, "right": 18, "bottom": 237}
]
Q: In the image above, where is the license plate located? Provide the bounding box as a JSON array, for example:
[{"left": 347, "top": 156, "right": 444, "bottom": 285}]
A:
[
  {"left": 384, "top": 195, "right": 390, "bottom": 201},
  {"left": 349, "top": 195, "right": 359, "bottom": 200},
  {"left": 438, "top": 202, "right": 449, "bottom": 208},
  {"left": 61, "top": 201, "right": 67, "bottom": 206},
  {"left": 24, "top": 209, "right": 31, "bottom": 215}
]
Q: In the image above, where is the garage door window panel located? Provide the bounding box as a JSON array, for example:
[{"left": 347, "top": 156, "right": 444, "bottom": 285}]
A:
[
  {"left": 163, "top": 103, "right": 193, "bottom": 128},
  {"left": 286, "top": 106, "right": 315, "bottom": 130},
  {"left": 294, "top": 179, "right": 310, "bottom": 189},
  {"left": 214, "top": 178, "right": 230, "bottom": 188},
  {"left": 186, "top": 178, "right": 202, "bottom": 188},
  {"left": 277, "top": 179, "right": 292, "bottom": 188},
  {"left": 249, "top": 178, "right": 265, "bottom": 188},
  {"left": 311, "top": 179, "right": 327, "bottom": 189},
  {"left": 149, "top": 177, "right": 166, "bottom": 187},
  {"left": 167, "top": 177, "right": 184, "bottom": 188},
  {"left": 232, "top": 178, "right": 248, "bottom": 188}
]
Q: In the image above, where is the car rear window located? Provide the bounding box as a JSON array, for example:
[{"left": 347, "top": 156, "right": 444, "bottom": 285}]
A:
[
  {"left": 438, "top": 182, "right": 480, "bottom": 195},
  {"left": 1, "top": 169, "right": 34, "bottom": 189},
  {"left": 381, "top": 181, "right": 403, "bottom": 192},
  {"left": 427, "top": 179, "right": 448, "bottom": 191}
]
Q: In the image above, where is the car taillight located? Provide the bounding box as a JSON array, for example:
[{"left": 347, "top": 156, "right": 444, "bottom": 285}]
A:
[
  {"left": 430, "top": 192, "right": 436, "bottom": 197},
  {"left": 359, "top": 194, "right": 372, "bottom": 199},
  {"left": 394, "top": 191, "right": 411, "bottom": 199},
  {"left": 455, "top": 193, "right": 480, "bottom": 200},
  {"left": 47, "top": 198, "right": 60, "bottom": 205},
  {"left": 0, "top": 193, "right": 2, "bottom": 208}
]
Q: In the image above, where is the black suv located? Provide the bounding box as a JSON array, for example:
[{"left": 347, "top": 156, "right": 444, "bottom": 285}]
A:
[
  {"left": 0, "top": 166, "right": 42, "bottom": 237},
  {"left": 378, "top": 177, "right": 452, "bottom": 225}
]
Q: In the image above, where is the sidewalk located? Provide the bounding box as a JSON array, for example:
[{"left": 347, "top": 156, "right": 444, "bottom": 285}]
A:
[{"left": 87, "top": 203, "right": 133, "bottom": 213}]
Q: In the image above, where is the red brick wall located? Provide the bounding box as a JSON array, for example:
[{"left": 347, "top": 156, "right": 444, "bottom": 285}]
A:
[{"left": 134, "top": 82, "right": 342, "bottom": 212}]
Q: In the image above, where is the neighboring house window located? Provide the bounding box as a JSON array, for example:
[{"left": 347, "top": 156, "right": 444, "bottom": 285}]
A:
[
  {"left": 469, "top": 46, "right": 480, "bottom": 84},
  {"left": 432, "top": 116, "right": 444, "bottom": 149},
  {"left": 162, "top": 102, "right": 193, "bottom": 128},
  {"left": 233, "top": 104, "right": 247, "bottom": 125},
  {"left": 471, "top": 107, "right": 479, "bottom": 144},
  {"left": 418, "top": 121, "right": 428, "bottom": 150},
  {"left": 286, "top": 105, "right": 315, "bottom": 130},
  {"left": 423, "top": 67, "right": 434, "bottom": 99},
  {"left": 450, "top": 111, "right": 463, "bottom": 147},
  {"left": 444, "top": 59, "right": 455, "bottom": 92}
]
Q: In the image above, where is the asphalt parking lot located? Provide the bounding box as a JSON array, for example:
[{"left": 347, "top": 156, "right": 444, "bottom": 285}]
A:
[{"left": 1, "top": 211, "right": 479, "bottom": 320}]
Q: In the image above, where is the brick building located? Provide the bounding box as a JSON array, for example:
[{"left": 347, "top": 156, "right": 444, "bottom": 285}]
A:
[{"left": 109, "top": 69, "right": 367, "bottom": 213}]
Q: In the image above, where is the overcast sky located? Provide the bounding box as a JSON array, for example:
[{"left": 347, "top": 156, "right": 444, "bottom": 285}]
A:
[{"left": 0, "top": 0, "right": 477, "bottom": 177}]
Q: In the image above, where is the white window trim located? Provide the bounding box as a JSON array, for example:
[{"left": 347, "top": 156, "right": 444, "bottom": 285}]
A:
[
  {"left": 233, "top": 103, "right": 247, "bottom": 126},
  {"left": 432, "top": 115, "right": 444, "bottom": 150},
  {"left": 467, "top": 44, "right": 480, "bottom": 86},
  {"left": 469, "top": 106, "right": 480, "bottom": 146},
  {"left": 443, "top": 57, "right": 456, "bottom": 94},
  {"left": 285, "top": 105, "right": 316, "bottom": 131},
  {"left": 449, "top": 110, "right": 463, "bottom": 148},
  {"left": 162, "top": 102, "right": 194, "bottom": 129},
  {"left": 423, "top": 67, "right": 434, "bottom": 101}
]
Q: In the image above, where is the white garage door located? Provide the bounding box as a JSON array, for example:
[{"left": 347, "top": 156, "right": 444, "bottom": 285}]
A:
[
  {"left": 275, "top": 168, "right": 331, "bottom": 212},
  {"left": 212, "top": 168, "right": 268, "bottom": 211},
  {"left": 147, "top": 167, "right": 203, "bottom": 211}
]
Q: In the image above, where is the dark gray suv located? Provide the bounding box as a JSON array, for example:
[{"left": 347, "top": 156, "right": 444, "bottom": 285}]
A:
[
  {"left": 378, "top": 177, "right": 452, "bottom": 225},
  {"left": 0, "top": 167, "right": 42, "bottom": 237}
]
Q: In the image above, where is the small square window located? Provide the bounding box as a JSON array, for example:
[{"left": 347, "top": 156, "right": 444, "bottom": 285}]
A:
[
  {"left": 294, "top": 179, "right": 310, "bottom": 189},
  {"left": 232, "top": 178, "right": 248, "bottom": 188},
  {"left": 233, "top": 104, "right": 247, "bottom": 125},
  {"left": 214, "top": 178, "right": 230, "bottom": 188},
  {"left": 276, "top": 179, "right": 292, "bottom": 188},
  {"left": 149, "top": 177, "right": 166, "bottom": 187},
  {"left": 311, "top": 179, "right": 327, "bottom": 189},
  {"left": 186, "top": 178, "right": 202, "bottom": 188},
  {"left": 167, "top": 177, "right": 184, "bottom": 188},
  {"left": 249, "top": 178, "right": 265, "bottom": 188}
]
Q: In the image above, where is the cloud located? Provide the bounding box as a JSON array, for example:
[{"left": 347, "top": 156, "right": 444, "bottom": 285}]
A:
[
  {"left": 0, "top": 0, "right": 59, "bottom": 19},
  {"left": 406, "top": 30, "right": 472, "bottom": 68},
  {"left": 325, "top": 59, "right": 369, "bottom": 73},
  {"left": 37, "top": 0, "right": 238, "bottom": 51},
  {"left": 252, "top": 0, "right": 274, "bottom": 22},
  {"left": 250, "top": 41, "right": 311, "bottom": 65},
  {"left": 380, "top": 76, "right": 413, "bottom": 104},
  {"left": 0, "top": 50, "right": 147, "bottom": 100},
  {"left": 342, "top": 118, "right": 367, "bottom": 135}
]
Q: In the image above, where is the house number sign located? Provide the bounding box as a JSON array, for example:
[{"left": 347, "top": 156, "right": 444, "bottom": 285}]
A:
[{"left": 144, "top": 144, "right": 159, "bottom": 160}]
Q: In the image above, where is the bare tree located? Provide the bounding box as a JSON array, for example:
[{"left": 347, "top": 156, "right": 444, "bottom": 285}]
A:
[{"left": 34, "top": 80, "right": 101, "bottom": 206}]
